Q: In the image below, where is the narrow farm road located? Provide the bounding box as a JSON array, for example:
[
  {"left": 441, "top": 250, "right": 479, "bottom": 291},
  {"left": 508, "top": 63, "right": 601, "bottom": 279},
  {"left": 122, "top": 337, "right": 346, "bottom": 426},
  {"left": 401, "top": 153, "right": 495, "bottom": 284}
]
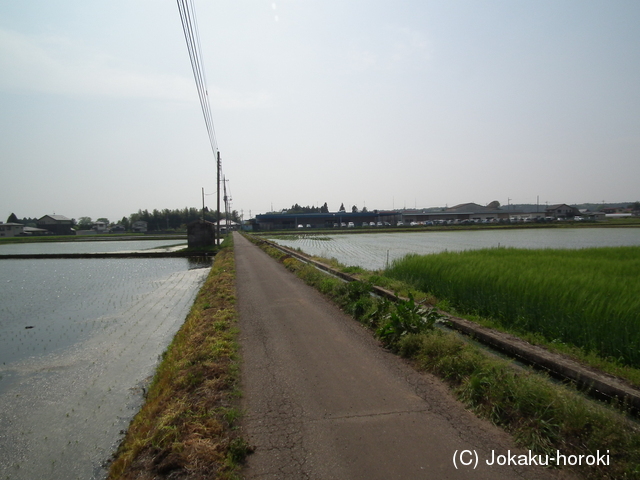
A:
[{"left": 234, "top": 233, "right": 570, "bottom": 480}]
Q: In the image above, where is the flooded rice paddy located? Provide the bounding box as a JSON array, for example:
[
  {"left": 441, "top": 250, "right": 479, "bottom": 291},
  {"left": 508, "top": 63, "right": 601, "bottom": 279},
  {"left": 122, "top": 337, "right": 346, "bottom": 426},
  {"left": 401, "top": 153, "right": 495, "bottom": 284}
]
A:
[
  {"left": 0, "top": 239, "right": 186, "bottom": 255},
  {"left": 269, "top": 227, "right": 640, "bottom": 270},
  {"left": 0, "top": 256, "right": 209, "bottom": 479}
]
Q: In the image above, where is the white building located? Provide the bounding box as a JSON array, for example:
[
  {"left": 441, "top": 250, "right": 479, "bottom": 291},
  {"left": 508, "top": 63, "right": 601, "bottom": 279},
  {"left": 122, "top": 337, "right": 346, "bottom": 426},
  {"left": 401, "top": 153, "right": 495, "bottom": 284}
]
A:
[
  {"left": 92, "top": 221, "right": 109, "bottom": 233},
  {"left": 0, "top": 222, "right": 24, "bottom": 237}
]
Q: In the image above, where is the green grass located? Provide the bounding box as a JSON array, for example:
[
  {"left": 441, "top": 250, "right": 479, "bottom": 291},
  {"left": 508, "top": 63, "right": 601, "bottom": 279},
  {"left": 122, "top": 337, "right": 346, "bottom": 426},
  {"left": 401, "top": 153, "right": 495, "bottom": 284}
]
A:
[
  {"left": 385, "top": 246, "right": 640, "bottom": 367},
  {"left": 400, "top": 331, "right": 640, "bottom": 479}
]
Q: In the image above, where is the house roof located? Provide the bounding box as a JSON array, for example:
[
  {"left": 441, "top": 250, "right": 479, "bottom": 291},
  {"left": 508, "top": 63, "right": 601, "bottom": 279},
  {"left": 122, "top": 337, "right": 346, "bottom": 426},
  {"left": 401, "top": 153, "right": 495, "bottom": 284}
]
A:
[
  {"left": 546, "top": 204, "right": 578, "bottom": 211},
  {"left": 445, "top": 203, "right": 504, "bottom": 214},
  {"left": 257, "top": 211, "right": 397, "bottom": 221},
  {"left": 39, "top": 214, "right": 71, "bottom": 221}
]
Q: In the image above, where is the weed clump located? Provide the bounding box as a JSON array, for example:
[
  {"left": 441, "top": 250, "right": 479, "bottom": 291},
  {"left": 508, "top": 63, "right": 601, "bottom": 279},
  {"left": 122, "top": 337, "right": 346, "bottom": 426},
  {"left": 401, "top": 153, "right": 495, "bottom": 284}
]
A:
[{"left": 375, "top": 294, "right": 444, "bottom": 351}]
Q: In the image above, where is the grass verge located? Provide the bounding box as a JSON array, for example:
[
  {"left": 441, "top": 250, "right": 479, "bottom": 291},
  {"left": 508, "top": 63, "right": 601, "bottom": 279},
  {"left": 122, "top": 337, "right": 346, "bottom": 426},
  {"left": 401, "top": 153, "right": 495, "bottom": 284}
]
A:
[
  {"left": 108, "top": 235, "right": 249, "bottom": 479},
  {"left": 295, "top": 246, "right": 640, "bottom": 389},
  {"left": 248, "top": 235, "right": 640, "bottom": 479}
]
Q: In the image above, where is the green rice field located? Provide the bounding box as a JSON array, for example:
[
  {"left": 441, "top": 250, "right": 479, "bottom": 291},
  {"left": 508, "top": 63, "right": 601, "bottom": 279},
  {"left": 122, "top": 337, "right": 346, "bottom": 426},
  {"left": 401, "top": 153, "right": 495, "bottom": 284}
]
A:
[{"left": 385, "top": 246, "right": 640, "bottom": 367}]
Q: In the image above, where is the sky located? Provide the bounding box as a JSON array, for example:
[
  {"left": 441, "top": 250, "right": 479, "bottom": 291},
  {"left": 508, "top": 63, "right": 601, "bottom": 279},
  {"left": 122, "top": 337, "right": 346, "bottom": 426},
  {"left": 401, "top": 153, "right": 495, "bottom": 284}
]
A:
[{"left": 1, "top": 0, "right": 639, "bottom": 223}]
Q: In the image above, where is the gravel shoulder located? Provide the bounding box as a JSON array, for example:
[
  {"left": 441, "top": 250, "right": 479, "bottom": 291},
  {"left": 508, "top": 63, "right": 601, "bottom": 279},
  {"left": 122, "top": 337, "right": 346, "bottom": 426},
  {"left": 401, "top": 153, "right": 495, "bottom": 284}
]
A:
[{"left": 234, "top": 232, "right": 574, "bottom": 480}]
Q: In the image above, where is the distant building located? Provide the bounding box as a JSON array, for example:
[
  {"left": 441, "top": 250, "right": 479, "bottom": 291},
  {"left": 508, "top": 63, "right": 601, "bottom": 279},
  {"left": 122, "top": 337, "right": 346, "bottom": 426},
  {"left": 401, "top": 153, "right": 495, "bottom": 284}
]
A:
[
  {"left": 92, "top": 221, "right": 108, "bottom": 233},
  {"left": 579, "top": 209, "right": 606, "bottom": 221},
  {"left": 131, "top": 220, "right": 148, "bottom": 233},
  {"left": 212, "top": 219, "right": 240, "bottom": 232},
  {"left": 0, "top": 222, "right": 24, "bottom": 237},
  {"left": 22, "top": 226, "right": 49, "bottom": 236},
  {"left": 37, "top": 215, "right": 75, "bottom": 235},
  {"left": 255, "top": 211, "right": 398, "bottom": 230},
  {"left": 402, "top": 203, "right": 511, "bottom": 223},
  {"left": 545, "top": 204, "right": 580, "bottom": 219}
]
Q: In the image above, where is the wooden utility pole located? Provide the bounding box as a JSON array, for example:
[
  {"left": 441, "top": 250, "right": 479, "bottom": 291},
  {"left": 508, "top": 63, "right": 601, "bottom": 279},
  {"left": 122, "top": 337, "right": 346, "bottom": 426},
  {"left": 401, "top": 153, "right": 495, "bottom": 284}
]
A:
[{"left": 216, "top": 151, "right": 221, "bottom": 245}]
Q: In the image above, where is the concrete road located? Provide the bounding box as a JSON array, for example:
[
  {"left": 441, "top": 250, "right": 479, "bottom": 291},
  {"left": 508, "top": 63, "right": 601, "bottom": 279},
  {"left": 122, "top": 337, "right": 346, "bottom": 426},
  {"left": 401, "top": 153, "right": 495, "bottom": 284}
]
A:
[{"left": 234, "top": 233, "right": 570, "bottom": 480}]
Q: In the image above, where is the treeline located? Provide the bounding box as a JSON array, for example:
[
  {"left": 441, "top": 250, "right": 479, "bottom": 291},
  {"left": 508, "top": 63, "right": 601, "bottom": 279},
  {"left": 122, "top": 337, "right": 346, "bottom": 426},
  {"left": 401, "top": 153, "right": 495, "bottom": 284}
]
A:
[
  {"left": 6, "top": 208, "right": 241, "bottom": 233},
  {"left": 126, "top": 207, "right": 241, "bottom": 232},
  {"left": 282, "top": 203, "right": 369, "bottom": 214},
  {"left": 5, "top": 213, "right": 39, "bottom": 227},
  {"left": 285, "top": 203, "right": 329, "bottom": 214}
]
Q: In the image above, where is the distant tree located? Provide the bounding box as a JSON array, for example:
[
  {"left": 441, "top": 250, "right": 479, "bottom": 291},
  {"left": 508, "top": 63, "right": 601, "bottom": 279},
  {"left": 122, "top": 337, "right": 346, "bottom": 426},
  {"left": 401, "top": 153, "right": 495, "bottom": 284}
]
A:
[
  {"left": 20, "top": 217, "right": 38, "bottom": 227},
  {"left": 230, "top": 210, "right": 241, "bottom": 222},
  {"left": 362, "top": 206, "right": 368, "bottom": 213},
  {"left": 487, "top": 201, "right": 501, "bottom": 209},
  {"left": 351, "top": 205, "right": 358, "bottom": 213},
  {"left": 96, "top": 217, "right": 109, "bottom": 225},
  {"left": 629, "top": 202, "right": 640, "bottom": 212},
  {"left": 140, "top": 209, "right": 152, "bottom": 223},
  {"left": 77, "top": 217, "right": 92, "bottom": 229},
  {"left": 120, "top": 216, "right": 130, "bottom": 231},
  {"left": 320, "top": 202, "right": 329, "bottom": 213},
  {"left": 285, "top": 203, "right": 326, "bottom": 214},
  {"left": 6, "top": 213, "right": 19, "bottom": 223},
  {"left": 339, "top": 203, "right": 346, "bottom": 212}
]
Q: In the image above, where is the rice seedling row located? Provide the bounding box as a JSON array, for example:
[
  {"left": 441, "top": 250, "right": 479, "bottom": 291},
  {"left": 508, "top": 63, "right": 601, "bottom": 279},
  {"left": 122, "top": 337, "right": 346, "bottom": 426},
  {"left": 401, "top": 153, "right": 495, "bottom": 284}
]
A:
[{"left": 386, "top": 246, "right": 640, "bottom": 367}]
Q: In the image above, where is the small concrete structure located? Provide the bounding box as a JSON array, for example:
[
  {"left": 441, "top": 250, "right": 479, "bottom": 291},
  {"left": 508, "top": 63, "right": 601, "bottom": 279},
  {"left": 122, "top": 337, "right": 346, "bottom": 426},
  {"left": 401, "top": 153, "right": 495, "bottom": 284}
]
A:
[{"left": 187, "top": 220, "right": 215, "bottom": 248}]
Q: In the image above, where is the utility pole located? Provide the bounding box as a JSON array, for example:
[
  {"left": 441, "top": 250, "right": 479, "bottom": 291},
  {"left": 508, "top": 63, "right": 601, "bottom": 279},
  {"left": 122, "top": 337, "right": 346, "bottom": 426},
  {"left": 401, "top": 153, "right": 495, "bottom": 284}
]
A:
[
  {"left": 217, "top": 151, "right": 221, "bottom": 245},
  {"left": 223, "top": 176, "right": 230, "bottom": 233}
]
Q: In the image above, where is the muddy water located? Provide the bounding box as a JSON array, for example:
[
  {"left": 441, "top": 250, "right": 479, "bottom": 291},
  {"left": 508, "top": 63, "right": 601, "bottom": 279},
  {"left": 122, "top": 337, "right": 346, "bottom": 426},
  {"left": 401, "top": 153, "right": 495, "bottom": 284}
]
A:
[{"left": 0, "top": 258, "right": 210, "bottom": 479}]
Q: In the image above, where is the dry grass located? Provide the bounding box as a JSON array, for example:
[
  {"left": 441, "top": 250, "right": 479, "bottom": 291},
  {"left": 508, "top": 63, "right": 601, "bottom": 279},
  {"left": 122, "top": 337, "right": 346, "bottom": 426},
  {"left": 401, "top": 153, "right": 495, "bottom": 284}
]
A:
[{"left": 108, "top": 237, "right": 248, "bottom": 479}]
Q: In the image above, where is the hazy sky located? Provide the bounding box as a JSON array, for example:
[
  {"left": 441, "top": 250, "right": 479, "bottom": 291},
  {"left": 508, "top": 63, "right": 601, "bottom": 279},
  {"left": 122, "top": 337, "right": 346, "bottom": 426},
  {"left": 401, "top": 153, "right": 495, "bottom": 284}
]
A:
[{"left": 1, "top": 1, "right": 639, "bottom": 223}]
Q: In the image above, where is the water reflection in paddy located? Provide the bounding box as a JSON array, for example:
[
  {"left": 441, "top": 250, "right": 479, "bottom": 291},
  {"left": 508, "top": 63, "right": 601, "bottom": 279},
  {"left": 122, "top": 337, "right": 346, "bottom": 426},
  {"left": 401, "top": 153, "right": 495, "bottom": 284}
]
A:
[
  {"left": 0, "top": 239, "right": 187, "bottom": 255},
  {"left": 270, "top": 227, "right": 640, "bottom": 270},
  {"left": 0, "top": 257, "right": 210, "bottom": 480}
]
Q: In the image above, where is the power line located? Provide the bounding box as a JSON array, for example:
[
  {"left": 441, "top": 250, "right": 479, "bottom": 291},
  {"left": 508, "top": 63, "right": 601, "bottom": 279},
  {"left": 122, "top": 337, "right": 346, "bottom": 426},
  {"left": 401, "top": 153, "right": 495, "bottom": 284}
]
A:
[
  {"left": 178, "top": 0, "right": 231, "bottom": 243},
  {"left": 176, "top": 0, "right": 219, "bottom": 157}
]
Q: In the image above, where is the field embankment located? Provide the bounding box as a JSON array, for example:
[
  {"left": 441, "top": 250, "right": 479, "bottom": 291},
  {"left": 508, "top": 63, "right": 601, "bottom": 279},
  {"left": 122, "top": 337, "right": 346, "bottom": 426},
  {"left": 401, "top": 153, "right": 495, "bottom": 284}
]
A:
[
  {"left": 247, "top": 235, "right": 640, "bottom": 479},
  {"left": 108, "top": 236, "right": 248, "bottom": 479},
  {"left": 385, "top": 247, "right": 640, "bottom": 368}
]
